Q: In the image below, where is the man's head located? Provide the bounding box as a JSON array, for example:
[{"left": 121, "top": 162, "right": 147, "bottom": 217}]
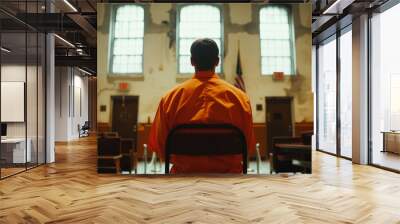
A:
[{"left": 190, "top": 38, "right": 219, "bottom": 72}]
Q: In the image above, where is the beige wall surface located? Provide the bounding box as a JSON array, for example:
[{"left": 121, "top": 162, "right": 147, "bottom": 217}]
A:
[{"left": 97, "top": 3, "right": 313, "bottom": 124}]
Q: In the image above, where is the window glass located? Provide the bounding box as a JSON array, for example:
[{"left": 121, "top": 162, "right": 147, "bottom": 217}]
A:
[
  {"left": 371, "top": 3, "right": 400, "bottom": 171},
  {"left": 340, "top": 29, "right": 352, "bottom": 158},
  {"left": 259, "top": 6, "right": 294, "bottom": 75},
  {"left": 317, "top": 37, "right": 337, "bottom": 154},
  {"left": 178, "top": 5, "right": 222, "bottom": 74},
  {"left": 111, "top": 5, "right": 144, "bottom": 74}
]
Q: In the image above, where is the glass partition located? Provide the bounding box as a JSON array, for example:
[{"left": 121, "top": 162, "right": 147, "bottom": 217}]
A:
[
  {"left": 1, "top": 31, "right": 28, "bottom": 177},
  {"left": 371, "top": 4, "right": 400, "bottom": 171},
  {"left": 0, "top": 1, "right": 46, "bottom": 179},
  {"left": 317, "top": 36, "right": 337, "bottom": 154},
  {"left": 38, "top": 32, "right": 46, "bottom": 165},
  {"left": 27, "top": 31, "right": 38, "bottom": 169},
  {"left": 339, "top": 28, "right": 352, "bottom": 158}
]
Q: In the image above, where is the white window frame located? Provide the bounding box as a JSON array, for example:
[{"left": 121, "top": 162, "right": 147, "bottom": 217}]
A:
[
  {"left": 259, "top": 5, "right": 296, "bottom": 76},
  {"left": 108, "top": 4, "right": 145, "bottom": 76},
  {"left": 176, "top": 4, "right": 224, "bottom": 75}
]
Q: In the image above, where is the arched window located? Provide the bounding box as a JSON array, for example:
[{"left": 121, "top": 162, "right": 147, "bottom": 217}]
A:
[
  {"left": 259, "top": 6, "right": 295, "bottom": 75},
  {"left": 110, "top": 5, "right": 144, "bottom": 74},
  {"left": 178, "top": 5, "right": 223, "bottom": 74}
]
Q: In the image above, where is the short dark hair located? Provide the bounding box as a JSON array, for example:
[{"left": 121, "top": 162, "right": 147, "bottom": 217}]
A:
[{"left": 190, "top": 38, "right": 219, "bottom": 71}]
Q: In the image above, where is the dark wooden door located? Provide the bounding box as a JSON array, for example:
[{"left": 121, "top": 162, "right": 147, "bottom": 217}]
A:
[
  {"left": 265, "top": 97, "right": 293, "bottom": 156},
  {"left": 111, "top": 96, "right": 139, "bottom": 173},
  {"left": 111, "top": 96, "right": 139, "bottom": 138}
]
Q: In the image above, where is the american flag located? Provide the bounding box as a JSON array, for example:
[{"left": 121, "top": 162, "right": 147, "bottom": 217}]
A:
[{"left": 234, "top": 50, "right": 246, "bottom": 92}]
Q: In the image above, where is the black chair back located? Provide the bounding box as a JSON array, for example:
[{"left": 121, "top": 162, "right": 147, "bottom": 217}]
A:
[
  {"left": 165, "top": 124, "right": 247, "bottom": 174},
  {"left": 82, "top": 121, "right": 90, "bottom": 130},
  {"left": 98, "top": 136, "right": 121, "bottom": 156}
]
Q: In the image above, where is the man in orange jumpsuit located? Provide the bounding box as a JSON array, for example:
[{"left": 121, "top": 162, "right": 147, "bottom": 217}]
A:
[{"left": 148, "top": 38, "right": 255, "bottom": 173}]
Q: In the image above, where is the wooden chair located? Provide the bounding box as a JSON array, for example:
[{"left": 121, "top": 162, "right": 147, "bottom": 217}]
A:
[
  {"left": 165, "top": 124, "right": 247, "bottom": 174},
  {"left": 97, "top": 136, "right": 122, "bottom": 173},
  {"left": 270, "top": 132, "right": 313, "bottom": 174}
]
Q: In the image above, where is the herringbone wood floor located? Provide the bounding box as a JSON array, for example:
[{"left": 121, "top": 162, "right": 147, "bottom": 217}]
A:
[{"left": 1, "top": 137, "right": 400, "bottom": 224}]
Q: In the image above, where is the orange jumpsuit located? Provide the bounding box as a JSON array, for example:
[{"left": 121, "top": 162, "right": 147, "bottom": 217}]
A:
[{"left": 148, "top": 71, "right": 255, "bottom": 173}]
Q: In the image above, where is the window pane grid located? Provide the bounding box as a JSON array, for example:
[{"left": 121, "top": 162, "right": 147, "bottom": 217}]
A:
[
  {"left": 115, "top": 22, "right": 144, "bottom": 38},
  {"left": 113, "top": 56, "right": 142, "bottom": 74},
  {"left": 260, "top": 40, "right": 291, "bottom": 57},
  {"left": 113, "top": 38, "right": 143, "bottom": 55},
  {"left": 179, "top": 22, "right": 221, "bottom": 38},
  {"left": 111, "top": 5, "right": 144, "bottom": 74},
  {"left": 259, "top": 6, "right": 294, "bottom": 75},
  {"left": 180, "top": 5, "right": 220, "bottom": 22},
  {"left": 260, "top": 24, "right": 290, "bottom": 39},
  {"left": 261, "top": 56, "right": 292, "bottom": 75},
  {"left": 115, "top": 5, "right": 144, "bottom": 22},
  {"left": 178, "top": 5, "right": 222, "bottom": 74}
]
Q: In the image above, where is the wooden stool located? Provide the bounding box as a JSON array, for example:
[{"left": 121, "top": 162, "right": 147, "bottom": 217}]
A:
[{"left": 98, "top": 154, "right": 122, "bottom": 173}]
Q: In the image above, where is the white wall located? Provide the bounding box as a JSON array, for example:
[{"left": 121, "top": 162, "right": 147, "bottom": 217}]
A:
[
  {"left": 54, "top": 67, "right": 89, "bottom": 141},
  {"left": 1, "top": 65, "right": 40, "bottom": 138},
  {"left": 97, "top": 3, "right": 313, "bottom": 124},
  {"left": 1, "top": 63, "right": 46, "bottom": 164}
]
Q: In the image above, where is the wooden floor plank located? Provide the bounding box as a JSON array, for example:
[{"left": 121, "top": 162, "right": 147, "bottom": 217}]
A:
[{"left": 0, "top": 137, "right": 400, "bottom": 223}]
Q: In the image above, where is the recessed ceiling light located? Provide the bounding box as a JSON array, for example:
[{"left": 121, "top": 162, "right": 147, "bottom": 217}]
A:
[
  {"left": 63, "top": 0, "right": 78, "bottom": 12},
  {"left": 54, "top": 34, "right": 75, "bottom": 48},
  {"left": 77, "top": 67, "right": 93, "bottom": 76},
  {"left": 322, "top": 0, "right": 354, "bottom": 15},
  {"left": 1, "top": 47, "right": 11, "bottom": 53}
]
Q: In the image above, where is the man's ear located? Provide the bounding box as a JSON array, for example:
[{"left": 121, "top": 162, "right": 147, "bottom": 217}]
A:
[
  {"left": 215, "top": 57, "right": 220, "bottom": 67},
  {"left": 191, "top": 57, "right": 195, "bottom": 66}
]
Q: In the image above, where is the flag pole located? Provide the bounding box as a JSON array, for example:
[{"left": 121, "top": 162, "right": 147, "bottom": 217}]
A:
[
  {"left": 237, "top": 39, "right": 240, "bottom": 59},
  {"left": 234, "top": 39, "right": 245, "bottom": 92}
]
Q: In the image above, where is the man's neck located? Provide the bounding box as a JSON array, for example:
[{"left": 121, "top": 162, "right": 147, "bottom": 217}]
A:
[
  {"left": 194, "top": 70, "right": 216, "bottom": 79},
  {"left": 195, "top": 69, "right": 215, "bottom": 73}
]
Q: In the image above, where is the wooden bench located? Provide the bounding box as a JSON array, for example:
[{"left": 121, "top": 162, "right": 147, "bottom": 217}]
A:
[
  {"left": 97, "top": 154, "right": 122, "bottom": 173},
  {"left": 270, "top": 132, "right": 312, "bottom": 174},
  {"left": 97, "top": 136, "right": 122, "bottom": 174}
]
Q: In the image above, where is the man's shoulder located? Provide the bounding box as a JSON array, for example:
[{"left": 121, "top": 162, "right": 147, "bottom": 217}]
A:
[
  {"left": 215, "top": 78, "right": 249, "bottom": 100},
  {"left": 161, "top": 76, "right": 249, "bottom": 103},
  {"left": 161, "top": 79, "right": 196, "bottom": 102}
]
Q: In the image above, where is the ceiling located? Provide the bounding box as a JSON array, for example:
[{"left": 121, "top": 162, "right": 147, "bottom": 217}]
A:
[
  {"left": 1, "top": 0, "right": 395, "bottom": 75},
  {"left": 311, "top": 0, "right": 390, "bottom": 43},
  {"left": 0, "top": 0, "right": 97, "bottom": 74}
]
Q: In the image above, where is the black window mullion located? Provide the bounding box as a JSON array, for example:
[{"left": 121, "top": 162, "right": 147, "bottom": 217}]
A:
[
  {"left": 336, "top": 29, "right": 341, "bottom": 157},
  {"left": 36, "top": 0, "right": 39, "bottom": 167},
  {"left": 367, "top": 11, "right": 373, "bottom": 165},
  {"left": 316, "top": 44, "right": 320, "bottom": 151},
  {"left": 25, "top": 0, "right": 28, "bottom": 171}
]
